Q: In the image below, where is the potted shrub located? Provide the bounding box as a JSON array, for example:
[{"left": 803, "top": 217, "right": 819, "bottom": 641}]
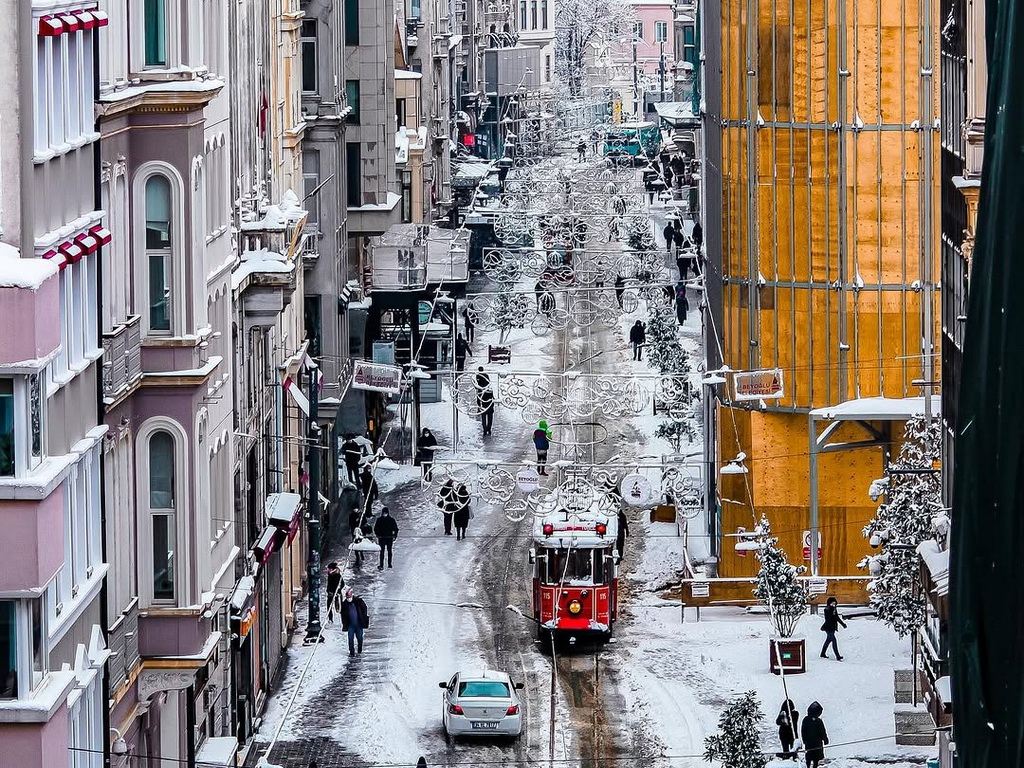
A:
[{"left": 752, "top": 516, "right": 809, "bottom": 674}]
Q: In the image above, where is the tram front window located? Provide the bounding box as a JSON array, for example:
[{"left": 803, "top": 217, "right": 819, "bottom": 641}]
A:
[{"left": 543, "top": 549, "right": 607, "bottom": 585}]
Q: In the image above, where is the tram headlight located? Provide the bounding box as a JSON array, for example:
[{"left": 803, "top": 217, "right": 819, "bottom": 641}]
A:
[{"left": 568, "top": 599, "right": 583, "bottom": 615}]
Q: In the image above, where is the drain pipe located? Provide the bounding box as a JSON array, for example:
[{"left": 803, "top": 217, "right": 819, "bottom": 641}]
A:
[{"left": 919, "top": 0, "right": 936, "bottom": 420}]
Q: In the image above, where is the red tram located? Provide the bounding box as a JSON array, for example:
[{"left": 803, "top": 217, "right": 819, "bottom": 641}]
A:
[{"left": 530, "top": 507, "right": 619, "bottom": 643}]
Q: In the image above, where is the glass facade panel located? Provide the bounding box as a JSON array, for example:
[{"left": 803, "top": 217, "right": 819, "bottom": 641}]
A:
[
  {"left": 0, "top": 380, "right": 13, "bottom": 476},
  {"left": 144, "top": 0, "right": 166, "bottom": 66}
]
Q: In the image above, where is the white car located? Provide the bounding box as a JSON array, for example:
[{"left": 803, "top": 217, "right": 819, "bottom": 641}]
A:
[{"left": 439, "top": 670, "right": 524, "bottom": 739}]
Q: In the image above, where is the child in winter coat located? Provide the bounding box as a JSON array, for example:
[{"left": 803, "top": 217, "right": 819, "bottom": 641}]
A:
[
  {"left": 800, "top": 701, "right": 829, "bottom": 768},
  {"left": 533, "top": 421, "right": 552, "bottom": 475}
]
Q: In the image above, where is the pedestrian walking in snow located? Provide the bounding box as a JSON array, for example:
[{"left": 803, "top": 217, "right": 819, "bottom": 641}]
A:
[
  {"left": 819, "top": 596, "right": 847, "bottom": 660},
  {"left": 676, "top": 254, "right": 689, "bottom": 281},
  {"left": 800, "top": 701, "right": 829, "bottom": 768},
  {"left": 614, "top": 274, "right": 627, "bottom": 307},
  {"left": 340, "top": 589, "right": 370, "bottom": 656},
  {"left": 478, "top": 387, "right": 495, "bottom": 436},
  {"left": 692, "top": 220, "right": 704, "bottom": 252},
  {"left": 474, "top": 366, "right": 491, "bottom": 392},
  {"left": 454, "top": 494, "right": 472, "bottom": 540},
  {"left": 776, "top": 698, "right": 800, "bottom": 758},
  {"left": 417, "top": 428, "right": 438, "bottom": 480},
  {"left": 675, "top": 283, "right": 689, "bottom": 324},
  {"left": 455, "top": 334, "right": 470, "bottom": 371},
  {"left": 462, "top": 307, "right": 475, "bottom": 344},
  {"left": 607, "top": 216, "right": 619, "bottom": 242},
  {"left": 360, "top": 465, "right": 379, "bottom": 506},
  {"left": 342, "top": 434, "right": 363, "bottom": 483},
  {"left": 629, "top": 320, "right": 646, "bottom": 361},
  {"left": 374, "top": 507, "right": 399, "bottom": 570},
  {"left": 325, "top": 562, "right": 345, "bottom": 623},
  {"left": 663, "top": 222, "right": 677, "bottom": 254},
  {"left": 674, "top": 227, "right": 689, "bottom": 257},
  {"left": 533, "top": 420, "right": 552, "bottom": 475},
  {"left": 615, "top": 509, "right": 629, "bottom": 564},
  {"left": 577, "top": 140, "right": 587, "bottom": 162}
]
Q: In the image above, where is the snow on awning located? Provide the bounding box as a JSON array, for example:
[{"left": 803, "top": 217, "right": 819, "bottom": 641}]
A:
[
  {"left": 196, "top": 737, "right": 238, "bottom": 768},
  {"left": 229, "top": 575, "right": 255, "bottom": 612},
  {"left": 917, "top": 538, "right": 950, "bottom": 596},
  {"left": 452, "top": 161, "right": 494, "bottom": 188},
  {"left": 654, "top": 101, "right": 699, "bottom": 125},
  {"left": 810, "top": 396, "right": 941, "bottom": 422},
  {"left": 265, "top": 492, "right": 302, "bottom": 528}
]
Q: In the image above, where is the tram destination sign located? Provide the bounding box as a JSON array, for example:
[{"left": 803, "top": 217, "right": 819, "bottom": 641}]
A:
[{"left": 732, "top": 369, "right": 785, "bottom": 401}]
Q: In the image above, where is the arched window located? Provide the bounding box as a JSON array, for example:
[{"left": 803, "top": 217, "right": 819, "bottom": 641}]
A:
[
  {"left": 144, "top": 0, "right": 167, "bottom": 67},
  {"left": 145, "top": 175, "right": 172, "bottom": 331},
  {"left": 149, "top": 430, "right": 176, "bottom": 601}
]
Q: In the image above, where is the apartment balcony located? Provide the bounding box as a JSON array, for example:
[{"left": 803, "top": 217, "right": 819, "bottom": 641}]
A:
[
  {"left": 102, "top": 314, "right": 143, "bottom": 405},
  {"left": 300, "top": 224, "right": 321, "bottom": 270},
  {"left": 107, "top": 597, "right": 142, "bottom": 700}
]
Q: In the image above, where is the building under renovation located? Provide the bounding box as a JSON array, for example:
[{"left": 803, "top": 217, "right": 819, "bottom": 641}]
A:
[{"left": 703, "top": 0, "right": 941, "bottom": 585}]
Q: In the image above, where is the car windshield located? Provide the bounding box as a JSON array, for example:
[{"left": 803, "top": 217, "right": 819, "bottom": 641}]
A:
[{"left": 458, "top": 680, "right": 510, "bottom": 698}]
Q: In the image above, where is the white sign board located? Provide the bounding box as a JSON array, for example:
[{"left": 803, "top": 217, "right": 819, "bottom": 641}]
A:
[
  {"left": 806, "top": 577, "right": 829, "bottom": 596},
  {"left": 352, "top": 361, "right": 404, "bottom": 394},
  {"left": 802, "top": 530, "right": 823, "bottom": 561},
  {"left": 515, "top": 467, "right": 541, "bottom": 493},
  {"left": 690, "top": 581, "right": 710, "bottom": 598},
  {"left": 733, "top": 369, "right": 784, "bottom": 401},
  {"left": 620, "top": 473, "right": 655, "bottom": 507}
]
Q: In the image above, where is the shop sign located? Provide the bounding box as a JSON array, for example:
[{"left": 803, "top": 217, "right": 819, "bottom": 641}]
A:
[
  {"left": 733, "top": 369, "right": 784, "bottom": 401},
  {"left": 352, "top": 361, "right": 404, "bottom": 394}
]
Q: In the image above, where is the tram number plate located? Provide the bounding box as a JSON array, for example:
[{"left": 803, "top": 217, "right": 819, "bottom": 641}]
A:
[{"left": 471, "top": 721, "right": 499, "bottom": 730}]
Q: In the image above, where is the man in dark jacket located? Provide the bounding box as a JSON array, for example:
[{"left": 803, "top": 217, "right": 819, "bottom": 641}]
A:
[
  {"left": 455, "top": 334, "right": 470, "bottom": 371},
  {"left": 360, "top": 465, "right": 379, "bottom": 506},
  {"left": 691, "top": 220, "right": 704, "bottom": 252},
  {"left": 325, "top": 562, "right": 345, "bottom": 623},
  {"left": 676, "top": 283, "right": 689, "bottom": 324},
  {"left": 663, "top": 221, "right": 676, "bottom": 253},
  {"left": 800, "top": 701, "right": 829, "bottom": 768},
  {"left": 340, "top": 589, "right": 370, "bottom": 656},
  {"left": 373, "top": 507, "right": 399, "bottom": 570},
  {"left": 820, "top": 596, "right": 848, "bottom": 659},
  {"left": 478, "top": 387, "right": 495, "bottom": 436},
  {"left": 342, "top": 434, "right": 362, "bottom": 483},
  {"left": 629, "top": 320, "right": 646, "bottom": 361}
]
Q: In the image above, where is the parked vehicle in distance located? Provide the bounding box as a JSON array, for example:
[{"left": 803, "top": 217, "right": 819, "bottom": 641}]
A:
[{"left": 439, "top": 670, "right": 525, "bottom": 739}]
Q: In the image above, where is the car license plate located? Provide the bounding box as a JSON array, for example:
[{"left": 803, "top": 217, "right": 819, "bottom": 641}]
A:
[{"left": 471, "top": 721, "right": 499, "bottom": 730}]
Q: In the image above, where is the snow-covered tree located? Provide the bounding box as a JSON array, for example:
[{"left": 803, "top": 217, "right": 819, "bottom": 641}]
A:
[
  {"left": 859, "top": 416, "right": 942, "bottom": 637},
  {"left": 704, "top": 691, "right": 768, "bottom": 768},
  {"left": 555, "top": 0, "right": 635, "bottom": 98},
  {"left": 492, "top": 293, "right": 530, "bottom": 343},
  {"left": 646, "top": 304, "right": 689, "bottom": 376},
  {"left": 752, "top": 517, "right": 807, "bottom": 638},
  {"left": 624, "top": 215, "right": 656, "bottom": 252},
  {"left": 655, "top": 417, "right": 694, "bottom": 453}
]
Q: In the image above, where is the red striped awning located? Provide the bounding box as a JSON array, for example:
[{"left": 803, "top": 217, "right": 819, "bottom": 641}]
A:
[
  {"left": 74, "top": 233, "right": 100, "bottom": 254},
  {"left": 42, "top": 249, "right": 68, "bottom": 271},
  {"left": 89, "top": 225, "right": 112, "bottom": 245},
  {"left": 58, "top": 242, "right": 84, "bottom": 264},
  {"left": 75, "top": 10, "right": 96, "bottom": 28},
  {"left": 58, "top": 13, "right": 81, "bottom": 33},
  {"left": 39, "top": 16, "right": 64, "bottom": 36},
  {"left": 91, "top": 10, "right": 109, "bottom": 27}
]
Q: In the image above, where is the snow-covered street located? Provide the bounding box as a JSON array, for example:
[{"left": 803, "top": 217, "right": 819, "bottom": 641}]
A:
[{"left": 249, "top": 146, "right": 929, "bottom": 768}]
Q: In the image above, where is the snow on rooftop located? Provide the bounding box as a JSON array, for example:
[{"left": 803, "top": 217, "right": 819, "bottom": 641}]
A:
[
  {"left": 231, "top": 249, "right": 293, "bottom": 290},
  {"left": 0, "top": 244, "right": 59, "bottom": 289}
]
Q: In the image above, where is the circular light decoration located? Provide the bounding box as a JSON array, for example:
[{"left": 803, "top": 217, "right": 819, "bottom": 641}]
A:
[
  {"left": 568, "top": 600, "right": 583, "bottom": 615},
  {"left": 619, "top": 473, "right": 655, "bottom": 507}
]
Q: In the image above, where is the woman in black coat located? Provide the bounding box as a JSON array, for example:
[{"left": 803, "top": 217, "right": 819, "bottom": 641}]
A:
[
  {"left": 417, "top": 428, "right": 439, "bottom": 480},
  {"left": 800, "top": 701, "right": 829, "bottom": 768},
  {"left": 820, "top": 596, "right": 848, "bottom": 660},
  {"left": 453, "top": 486, "right": 471, "bottom": 540},
  {"left": 776, "top": 699, "right": 799, "bottom": 756}
]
